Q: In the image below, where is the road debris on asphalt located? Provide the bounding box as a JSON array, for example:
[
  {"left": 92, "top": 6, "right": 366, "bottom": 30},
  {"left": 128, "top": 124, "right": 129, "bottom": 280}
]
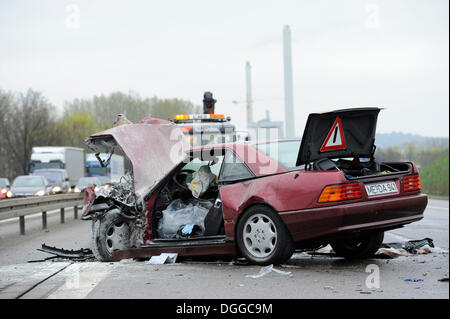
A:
[
  {"left": 381, "top": 238, "right": 434, "bottom": 253},
  {"left": 404, "top": 278, "right": 424, "bottom": 282},
  {"left": 146, "top": 253, "right": 178, "bottom": 265},
  {"left": 374, "top": 238, "right": 439, "bottom": 259},
  {"left": 246, "top": 264, "right": 293, "bottom": 279},
  {"left": 28, "top": 244, "right": 94, "bottom": 262}
]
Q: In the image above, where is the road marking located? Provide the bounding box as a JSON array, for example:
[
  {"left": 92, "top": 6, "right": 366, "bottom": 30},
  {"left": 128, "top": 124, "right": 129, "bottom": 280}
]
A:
[
  {"left": 427, "top": 206, "right": 449, "bottom": 211},
  {"left": 46, "top": 263, "right": 114, "bottom": 299}
]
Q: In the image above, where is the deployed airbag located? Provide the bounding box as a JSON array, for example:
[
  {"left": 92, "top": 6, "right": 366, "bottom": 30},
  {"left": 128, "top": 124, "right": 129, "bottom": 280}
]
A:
[
  {"left": 157, "top": 199, "right": 210, "bottom": 239},
  {"left": 187, "top": 165, "right": 216, "bottom": 198}
]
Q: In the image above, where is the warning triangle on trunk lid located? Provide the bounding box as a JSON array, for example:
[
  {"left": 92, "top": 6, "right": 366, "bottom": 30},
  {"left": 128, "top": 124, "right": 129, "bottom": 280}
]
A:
[{"left": 296, "top": 108, "right": 381, "bottom": 166}]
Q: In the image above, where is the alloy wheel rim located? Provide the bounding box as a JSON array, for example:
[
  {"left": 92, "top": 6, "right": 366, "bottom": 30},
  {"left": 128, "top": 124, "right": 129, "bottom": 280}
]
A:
[
  {"left": 243, "top": 214, "right": 278, "bottom": 258},
  {"left": 105, "top": 221, "right": 129, "bottom": 254}
]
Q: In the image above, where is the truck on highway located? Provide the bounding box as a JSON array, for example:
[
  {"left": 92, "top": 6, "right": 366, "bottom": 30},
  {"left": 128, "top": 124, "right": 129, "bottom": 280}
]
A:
[
  {"left": 85, "top": 153, "right": 125, "bottom": 184},
  {"left": 29, "top": 147, "right": 84, "bottom": 188}
]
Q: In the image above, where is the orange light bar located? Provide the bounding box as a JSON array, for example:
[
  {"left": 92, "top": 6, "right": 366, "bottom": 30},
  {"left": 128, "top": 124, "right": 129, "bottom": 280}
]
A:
[
  {"left": 403, "top": 174, "right": 421, "bottom": 192},
  {"left": 210, "top": 114, "right": 225, "bottom": 119},
  {"left": 174, "top": 114, "right": 189, "bottom": 120},
  {"left": 318, "top": 183, "right": 362, "bottom": 203}
]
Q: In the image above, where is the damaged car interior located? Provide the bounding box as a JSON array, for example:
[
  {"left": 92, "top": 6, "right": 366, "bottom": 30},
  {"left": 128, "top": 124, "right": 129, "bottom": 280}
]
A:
[{"left": 152, "top": 149, "right": 227, "bottom": 241}]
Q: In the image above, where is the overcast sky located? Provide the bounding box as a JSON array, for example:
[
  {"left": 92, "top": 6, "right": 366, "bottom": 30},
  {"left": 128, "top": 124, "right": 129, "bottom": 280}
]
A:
[{"left": 0, "top": 0, "right": 448, "bottom": 137}]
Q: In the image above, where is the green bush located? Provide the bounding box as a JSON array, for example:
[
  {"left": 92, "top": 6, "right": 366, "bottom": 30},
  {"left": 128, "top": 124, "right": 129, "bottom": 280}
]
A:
[{"left": 420, "top": 152, "right": 449, "bottom": 197}]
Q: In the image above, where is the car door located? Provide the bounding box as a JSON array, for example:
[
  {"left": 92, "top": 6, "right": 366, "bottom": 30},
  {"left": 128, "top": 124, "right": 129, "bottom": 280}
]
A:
[{"left": 218, "top": 149, "right": 256, "bottom": 236}]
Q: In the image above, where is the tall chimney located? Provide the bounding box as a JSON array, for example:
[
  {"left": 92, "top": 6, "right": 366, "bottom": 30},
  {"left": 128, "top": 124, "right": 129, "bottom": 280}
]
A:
[
  {"left": 246, "top": 61, "right": 253, "bottom": 127},
  {"left": 283, "top": 25, "right": 295, "bottom": 138}
]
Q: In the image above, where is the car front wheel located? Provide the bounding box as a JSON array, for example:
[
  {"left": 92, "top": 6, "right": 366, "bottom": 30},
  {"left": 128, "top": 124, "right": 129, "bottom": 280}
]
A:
[
  {"left": 91, "top": 209, "right": 131, "bottom": 262},
  {"left": 236, "top": 205, "right": 294, "bottom": 265},
  {"left": 330, "top": 231, "right": 384, "bottom": 259}
]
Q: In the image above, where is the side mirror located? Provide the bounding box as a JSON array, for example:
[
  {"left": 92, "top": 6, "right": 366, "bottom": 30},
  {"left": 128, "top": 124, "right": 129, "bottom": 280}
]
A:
[{"left": 65, "top": 178, "right": 69, "bottom": 182}]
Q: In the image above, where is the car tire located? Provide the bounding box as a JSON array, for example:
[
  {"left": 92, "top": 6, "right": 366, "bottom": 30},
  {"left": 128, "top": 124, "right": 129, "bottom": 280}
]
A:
[
  {"left": 330, "top": 231, "right": 384, "bottom": 259},
  {"left": 91, "top": 209, "right": 130, "bottom": 262},
  {"left": 236, "top": 205, "right": 294, "bottom": 265}
]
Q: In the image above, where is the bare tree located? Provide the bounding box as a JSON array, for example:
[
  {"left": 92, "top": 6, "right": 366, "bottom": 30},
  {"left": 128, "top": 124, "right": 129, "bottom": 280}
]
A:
[{"left": 0, "top": 89, "right": 56, "bottom": 178}]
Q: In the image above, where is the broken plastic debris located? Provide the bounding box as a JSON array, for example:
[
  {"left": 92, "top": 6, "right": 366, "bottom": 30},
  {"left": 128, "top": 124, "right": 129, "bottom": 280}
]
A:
[
  {"left": 381, "top": 238, "right": 434, "bottom": 253},
  {"left": 146, "top": 253, "right": 178, "bottom": 265},
  {"left": 374, "top": 248, "right": 411, "bottom": 259},
  {"left": 181, "top": 224, "right": 195, "bottom": 236},
  {"left": 246, "top": 264, "right": 292, "bottom": 279},
  {"left": 404, "top": 278, "right": 424, "bottom": 282}
]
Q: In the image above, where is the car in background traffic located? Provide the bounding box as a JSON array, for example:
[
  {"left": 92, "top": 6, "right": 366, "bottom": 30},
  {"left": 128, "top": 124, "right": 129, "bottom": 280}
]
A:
[
  {"left": 0, "top": 178, "right": 11, "bottom": 199},
  {"left": 32, "top": 169, "right": 70, "bottom": 194},
  {"left": 9, "top": 175, "right": 52, "bottom": 197},
  {"left": 74, "top": 176, "right": 103, "bottom": 193}
]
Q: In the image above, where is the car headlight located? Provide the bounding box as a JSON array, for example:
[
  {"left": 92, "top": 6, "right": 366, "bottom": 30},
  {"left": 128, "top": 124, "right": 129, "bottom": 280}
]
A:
[
  {"left": 35, "top": 190, "right": 45, "bottom": 196},
  {"left": 52, "top": 186, "right": 61, "bottom": 193},
  {"left": 94, "top": 186, "right": 100, "bottom": 192},
  {"left": 1, "top": 189, "right": 7, "bottom": 194},
  {"left": 6, "top": 191, "right": 13, "bottom": 198},
  {"left": 67, "top": 188, "right": 72, "bottom": 193},
  {"left": 74, "top": 187, "right": 81, "bottom": 193}
]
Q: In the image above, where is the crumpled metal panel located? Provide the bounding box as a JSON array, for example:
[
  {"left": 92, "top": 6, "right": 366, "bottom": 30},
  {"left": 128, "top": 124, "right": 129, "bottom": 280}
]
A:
[{"left": 86, "top": 123, "right": 190, "bottom": 197}]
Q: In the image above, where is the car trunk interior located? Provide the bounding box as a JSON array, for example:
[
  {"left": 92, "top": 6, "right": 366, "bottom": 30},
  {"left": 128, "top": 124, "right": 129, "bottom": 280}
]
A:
[{"left": 312, "top": 157, "right": 411, "bottom": 179}]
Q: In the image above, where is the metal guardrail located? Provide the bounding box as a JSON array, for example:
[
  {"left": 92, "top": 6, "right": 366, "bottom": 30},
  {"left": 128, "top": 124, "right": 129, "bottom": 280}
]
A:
[{"left": 0, "top": 194, "right": 84, "bottom": 235}]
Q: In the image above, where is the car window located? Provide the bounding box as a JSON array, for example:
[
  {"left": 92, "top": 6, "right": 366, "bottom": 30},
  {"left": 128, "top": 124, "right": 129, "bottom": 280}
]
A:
[
  {"left": 12, "top": 177, "right": 45, "bottom": 187},
  {"left": 33, "top": 171, "right": 63, "bottom": 183},
  {"left": 220, "top": 151, "right": 253, "bottom": 181},
  {"left": 0, "top": 179, "right": 9, "bottom": 188},
  {"left": 255, "top": 140, "right": 301, "bottom": 169}
]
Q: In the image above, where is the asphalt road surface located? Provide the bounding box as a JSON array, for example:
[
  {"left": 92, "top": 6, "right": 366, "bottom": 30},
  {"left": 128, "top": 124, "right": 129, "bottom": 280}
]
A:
[{"left": 0, "top": 199, "right": 448, "bottom": 299}]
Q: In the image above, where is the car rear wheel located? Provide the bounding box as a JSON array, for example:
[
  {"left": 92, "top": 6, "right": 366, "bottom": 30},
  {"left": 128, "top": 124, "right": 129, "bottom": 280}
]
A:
[
  {"left": 236, "top": 205, "right": 294, "bottom": 265},
  {"left": 91, "top": 209, "right": 130, "bottom": 262},
  {"left": 330, "top": 231, "right": 384, "bottom": 259}
]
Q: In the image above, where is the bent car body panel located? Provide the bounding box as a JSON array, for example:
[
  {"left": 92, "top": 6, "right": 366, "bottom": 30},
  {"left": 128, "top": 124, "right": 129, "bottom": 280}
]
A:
[
  {"left": 297, "top": 108, "right": 380, "bottom": 165},
  {"left": 86, "top": 123, "right": 190, "bottom": 197}
]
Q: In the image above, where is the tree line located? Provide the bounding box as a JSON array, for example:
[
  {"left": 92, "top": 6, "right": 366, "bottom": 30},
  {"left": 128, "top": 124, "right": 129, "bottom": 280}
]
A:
[
  {"left": 375, "top": 143, "right": 449, "bottom": 197},
  {"left": 0, "top": 88, "right": 200, "bottom": 181}
]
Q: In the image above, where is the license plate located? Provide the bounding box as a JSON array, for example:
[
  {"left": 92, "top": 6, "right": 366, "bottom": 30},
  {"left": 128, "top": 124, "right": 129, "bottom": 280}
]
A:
[{"left": 365, "top": 181, "right": 398, "bottom": 197}]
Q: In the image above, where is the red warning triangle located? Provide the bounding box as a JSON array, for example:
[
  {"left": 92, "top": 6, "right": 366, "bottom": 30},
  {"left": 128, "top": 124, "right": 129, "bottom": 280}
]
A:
[{"left": 320, "top": 117, "right": 346, "bottom": 152}]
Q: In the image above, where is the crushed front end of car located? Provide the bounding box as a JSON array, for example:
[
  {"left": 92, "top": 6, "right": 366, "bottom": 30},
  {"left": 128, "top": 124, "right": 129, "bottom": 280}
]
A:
[{"left": 81, "top": 117, "right": 190, "bottom": 261}]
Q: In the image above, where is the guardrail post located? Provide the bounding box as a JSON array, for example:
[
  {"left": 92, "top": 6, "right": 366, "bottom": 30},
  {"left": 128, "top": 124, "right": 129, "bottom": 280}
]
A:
[
  {"left": 42, "top": 211, "right": 47, "bottom": 229},
  {"left": 74, "top": 206, "right": 78, "bottom": 219},
  {"left": 19, "top": 216, "right": 25, "bottom": 235},
  {"left": 60, "top": 208, "right": 65, "bottom": 224}
]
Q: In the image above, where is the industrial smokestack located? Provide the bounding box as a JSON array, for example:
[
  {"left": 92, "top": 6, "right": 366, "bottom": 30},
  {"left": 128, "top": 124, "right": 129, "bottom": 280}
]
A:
[
  {"left": 246, "top": 61, "right": 253, "bottom": 127},
  {"left": 283, "top": 25, "right": 295, "bottom": 138}
]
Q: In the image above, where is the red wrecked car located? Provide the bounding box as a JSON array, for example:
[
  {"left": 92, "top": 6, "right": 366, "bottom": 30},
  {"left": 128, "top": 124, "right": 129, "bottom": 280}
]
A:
[{"left": 82, "top": 108, "right": 427, "bottom": 265}]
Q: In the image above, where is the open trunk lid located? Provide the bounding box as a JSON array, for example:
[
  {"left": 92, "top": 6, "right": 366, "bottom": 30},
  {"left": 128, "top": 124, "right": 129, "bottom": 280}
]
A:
[{"left": 296, "top": 108, "right": 381, "bottom": 166}]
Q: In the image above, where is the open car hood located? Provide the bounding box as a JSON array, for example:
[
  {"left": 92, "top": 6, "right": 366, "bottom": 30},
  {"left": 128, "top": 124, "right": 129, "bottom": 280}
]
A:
[
  {"left": 296, "top": 108, "right": 381, "bottom": 166},
  {"left": 85, "top": 120, "right": 190, "bottom": 198}
]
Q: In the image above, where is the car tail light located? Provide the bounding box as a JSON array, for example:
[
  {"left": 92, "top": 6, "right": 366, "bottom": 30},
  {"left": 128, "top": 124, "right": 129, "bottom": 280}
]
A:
[
  {"left": 403, "top": 174, "right": 421, "bottom": 192},
  {"left": 318, "top": 183, "right": 362, "bottom": 203}
]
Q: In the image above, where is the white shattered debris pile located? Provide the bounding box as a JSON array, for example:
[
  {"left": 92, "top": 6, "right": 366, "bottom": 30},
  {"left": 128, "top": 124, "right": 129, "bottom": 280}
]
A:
[{"left": 246, "top": 264, "right": 293, "bottom": 279}]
